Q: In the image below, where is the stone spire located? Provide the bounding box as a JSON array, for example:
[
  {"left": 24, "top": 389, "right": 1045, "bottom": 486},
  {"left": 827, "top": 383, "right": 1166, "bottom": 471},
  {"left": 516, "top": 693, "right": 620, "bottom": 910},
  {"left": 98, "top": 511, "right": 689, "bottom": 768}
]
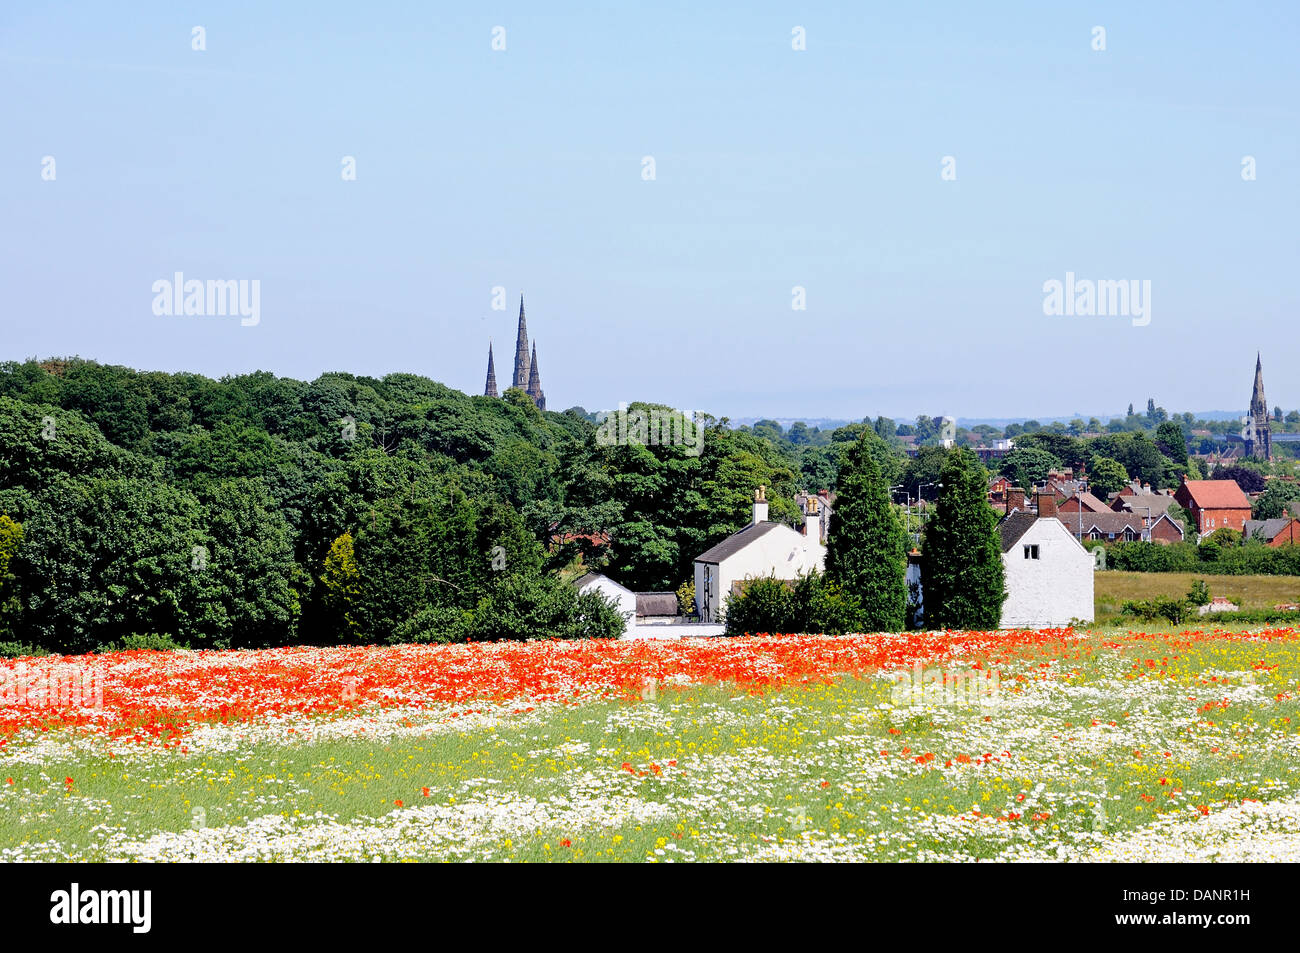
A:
[
  {"left": 484, "top": 341, "right": 498, "bottom": 398},
  {"left": 511, "top": 295, "right": 530, "bottom": 390},
  {"left": 527, "top": 341, "right": 546, "bottom": 411},
  {"left": 1249, "top": 352, "right": 1272, "bottom": 460}
]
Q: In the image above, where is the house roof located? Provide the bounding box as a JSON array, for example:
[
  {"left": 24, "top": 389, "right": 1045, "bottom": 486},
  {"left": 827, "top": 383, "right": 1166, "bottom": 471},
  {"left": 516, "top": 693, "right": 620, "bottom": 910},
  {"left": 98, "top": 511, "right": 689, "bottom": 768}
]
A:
[
  {"left": 1112, "top": 492, "right": 1177, "bottom": 517},
  {"left": 1062, "top": 490, "right": 1110, "bottom": 512},
  {"left": 694, "top": 521, "right": 786, "bottom": 564},
  {"left": 1063, "top": 511, "right": 1149, "bottom": 536},
  {"left": 572, "top": 571, "right": 629, "bottom": 593},
  {"left": 997, "top": 512, "right": 1039, "bottom": 552},
  {"left": 1178, "top": 479, "right": 1252, "bottom": 510},
  {"left": 795, "top": 490, "right": 836, "bottom": 511},
  {"left": 1046, "top": 479, "right": 1086, "bottom": 499},
  {"left": 635, "top": 592, "right": 679, "bottom": 616},
  {"left": 1244, "top": 518, "right": 1298, "bottom": 542}
]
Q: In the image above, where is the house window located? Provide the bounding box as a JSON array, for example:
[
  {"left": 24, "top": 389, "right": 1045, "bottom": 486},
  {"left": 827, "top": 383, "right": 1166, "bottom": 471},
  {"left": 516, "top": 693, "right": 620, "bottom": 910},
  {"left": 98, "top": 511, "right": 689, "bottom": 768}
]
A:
[{"left": 1023, "top": 544, "right": 1039, "bottom": 559}]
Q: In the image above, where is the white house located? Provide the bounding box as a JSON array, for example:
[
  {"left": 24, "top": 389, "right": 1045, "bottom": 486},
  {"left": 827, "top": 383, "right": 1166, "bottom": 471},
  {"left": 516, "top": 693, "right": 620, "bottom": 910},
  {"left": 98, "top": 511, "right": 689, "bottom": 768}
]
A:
[
  {"left": 998, "top": 511, "right": 1094, "bottom": 628},
  {"left": 795, "top": 489, "right": 835, "bottom": 543},
  {"left": 693, "top": 487, "right": 826, "bottom": 623},
  {"left": 572, "top": 572, "right": 637, "bottom": 629}
]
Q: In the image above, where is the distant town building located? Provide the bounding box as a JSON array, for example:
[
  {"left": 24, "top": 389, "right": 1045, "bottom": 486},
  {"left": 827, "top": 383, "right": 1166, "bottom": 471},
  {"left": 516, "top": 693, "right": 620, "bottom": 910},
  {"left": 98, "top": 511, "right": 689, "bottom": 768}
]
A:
[
  {"left": 1243, "top": 517, "right": 1300, "bottom": 547},
  {"left": 1246, "top": 353, "right": 1272, "bottom": 460},
  {"left": 1108, "top": 482, "right": 1178, "bottom": 519},
  {"left": 1174, "top": 477, "right": 1253, "bottom": 536},
  {"left": 1058, "top": 490, "right": 1110, "bottom": 514}
]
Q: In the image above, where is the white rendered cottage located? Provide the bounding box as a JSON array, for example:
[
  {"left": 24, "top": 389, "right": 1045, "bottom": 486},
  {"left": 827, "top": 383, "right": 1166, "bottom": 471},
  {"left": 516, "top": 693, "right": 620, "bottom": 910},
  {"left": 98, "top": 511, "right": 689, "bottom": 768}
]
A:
[
  {"left": 693, "top": 487, "right": 826, "bottom": 623},
  {"left": 997, "top": 510, "right": 1094, "bottom": 628},
  {"left": 572, "top": 572, "right": 637, "bottom": 628}
]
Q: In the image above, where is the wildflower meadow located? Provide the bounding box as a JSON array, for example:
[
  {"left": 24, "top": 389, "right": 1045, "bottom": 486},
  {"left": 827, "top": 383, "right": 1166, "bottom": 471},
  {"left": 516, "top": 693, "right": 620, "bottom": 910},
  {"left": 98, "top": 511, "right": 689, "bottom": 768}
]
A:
[{"left": 2, "top": 626, "right": 1297, "bottom": 862}]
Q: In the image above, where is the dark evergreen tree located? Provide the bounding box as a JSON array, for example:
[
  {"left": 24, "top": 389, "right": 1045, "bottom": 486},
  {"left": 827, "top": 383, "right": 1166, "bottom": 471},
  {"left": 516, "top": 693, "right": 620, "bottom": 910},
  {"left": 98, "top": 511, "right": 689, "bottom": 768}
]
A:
[
  {"left": 825, "top": 436, "right": 906, "bottom": 631},
  {"left": 920, "top": 449, "right": 1006, "bottom": 630}
]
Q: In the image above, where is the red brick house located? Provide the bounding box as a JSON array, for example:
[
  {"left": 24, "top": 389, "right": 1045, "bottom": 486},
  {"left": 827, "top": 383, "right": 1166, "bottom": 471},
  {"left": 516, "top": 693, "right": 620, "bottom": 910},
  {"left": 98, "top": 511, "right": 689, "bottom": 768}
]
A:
[
  {"left": 1109, "top": 483, "right": 1178, "bottom": 518},
  {"left": 1058, "top": 509, "right": 1185, "bottom": 544},
  {"left": 1243, "top": 517, "right": 1300, "bottom": 547},
  {"left": 1173, "top": 478, "right": 1253, "bottom": 536},
  {"left": 1058, "top": 490, "right": 1110, "bottom": 514},
  {"left": 1147, "top": 514, "right": 1187, "bottom": 544}
]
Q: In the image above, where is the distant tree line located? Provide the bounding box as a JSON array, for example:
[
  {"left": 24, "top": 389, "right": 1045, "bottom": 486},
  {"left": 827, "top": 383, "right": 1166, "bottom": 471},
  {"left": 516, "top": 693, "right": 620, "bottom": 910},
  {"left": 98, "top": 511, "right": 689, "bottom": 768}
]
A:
[{"left": 3, "top": 359, "right": 1296, "bottom": 654}]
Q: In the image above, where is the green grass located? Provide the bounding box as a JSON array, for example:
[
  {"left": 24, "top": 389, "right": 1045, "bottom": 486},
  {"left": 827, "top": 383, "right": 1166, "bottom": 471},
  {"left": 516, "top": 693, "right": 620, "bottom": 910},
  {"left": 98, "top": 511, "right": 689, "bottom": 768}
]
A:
[{"left": 1094, "top": 571, "right": 1300, "bottom": 620}]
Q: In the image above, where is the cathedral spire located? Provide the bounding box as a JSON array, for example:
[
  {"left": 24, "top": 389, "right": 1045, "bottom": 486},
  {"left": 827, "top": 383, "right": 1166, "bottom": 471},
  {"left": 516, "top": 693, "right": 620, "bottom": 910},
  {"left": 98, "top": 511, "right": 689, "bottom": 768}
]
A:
[
  {"left": 484, "top": 341, "right": 498, "bottom": 398},
  {"left": 527, "top": 341, "right": 546, "bottom": 411},
  {"left": 511, "top": 295, "right": 530, "bottom": 390}
]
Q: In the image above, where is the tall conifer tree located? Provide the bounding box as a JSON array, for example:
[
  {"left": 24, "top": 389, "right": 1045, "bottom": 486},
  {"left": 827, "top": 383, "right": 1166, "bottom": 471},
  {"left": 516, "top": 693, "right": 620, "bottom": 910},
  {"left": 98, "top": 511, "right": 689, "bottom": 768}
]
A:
[
  {"left": 920, "top": 449, "right": 1006, "bottom": 629},
  {"left": 825, "top": 435, "right": 906, "bottom": 630}
]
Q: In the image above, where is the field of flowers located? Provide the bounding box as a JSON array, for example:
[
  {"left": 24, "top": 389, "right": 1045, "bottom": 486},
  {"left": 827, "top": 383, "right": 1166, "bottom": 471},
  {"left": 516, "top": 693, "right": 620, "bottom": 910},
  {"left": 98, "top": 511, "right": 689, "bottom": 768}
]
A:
[{"left": 2, "top": 626, "right": 1298, "bottom": 862}]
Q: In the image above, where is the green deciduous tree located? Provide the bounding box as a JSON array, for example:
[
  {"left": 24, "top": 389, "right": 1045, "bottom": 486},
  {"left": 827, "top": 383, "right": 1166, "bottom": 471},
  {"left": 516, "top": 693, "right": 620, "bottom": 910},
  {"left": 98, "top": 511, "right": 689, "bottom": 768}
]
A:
[
  {"left": 0, "top": 514, "right": 21, "bottom": 636},
  {"left": 1253, "top": 481, "right": 1300, "bottom": 520},
  {"left": 998, "top": 446, "right": 1062, "bottom": 491},
  {"left": 1089, "top": 456, "right": 1130, "bottom": 499}
]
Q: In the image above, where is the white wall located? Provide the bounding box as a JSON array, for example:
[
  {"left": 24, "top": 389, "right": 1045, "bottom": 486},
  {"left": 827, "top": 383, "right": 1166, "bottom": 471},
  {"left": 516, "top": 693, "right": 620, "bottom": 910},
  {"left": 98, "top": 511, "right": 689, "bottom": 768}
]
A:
[
  {"left": 1000, "top": 518, "right": 1094, "bottom": 628},
  {"left": 694, "top": 524, "right": 825, "bottom": 623},
  {"left": 576, "top": 575, "right": 637, "bottom": 629}
]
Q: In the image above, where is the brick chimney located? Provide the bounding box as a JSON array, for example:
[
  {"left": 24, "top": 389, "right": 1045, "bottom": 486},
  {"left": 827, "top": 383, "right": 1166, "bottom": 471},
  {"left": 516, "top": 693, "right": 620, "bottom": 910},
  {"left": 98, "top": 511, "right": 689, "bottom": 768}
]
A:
[
  {"left": 1036, "top": 492, "right": 1057, "bottom": 518},
  {"left": 803, "top": 495, "right": 821, "bottom": 543},
  {"left": 752, "top": 485, "right": 768, "bottom": 525},
  {"left": 1006, "top": 486, "right": 1026, "bottom": 513}
]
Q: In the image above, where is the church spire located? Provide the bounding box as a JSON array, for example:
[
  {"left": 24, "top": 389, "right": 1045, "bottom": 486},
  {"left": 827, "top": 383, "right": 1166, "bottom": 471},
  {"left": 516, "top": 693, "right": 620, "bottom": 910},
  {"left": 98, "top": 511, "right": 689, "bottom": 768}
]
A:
[
  {"left": 511, "top": 295, "right": 530, "bottom": 390},
  {"left": 527, "top": 341, "right": 546, "bottom": 411},
  {"left": 484, "top": 341, "right": 498, "bottom": 398},
  {"left": 1249, "top": 351, "right": 1272, "bottom": 461}
]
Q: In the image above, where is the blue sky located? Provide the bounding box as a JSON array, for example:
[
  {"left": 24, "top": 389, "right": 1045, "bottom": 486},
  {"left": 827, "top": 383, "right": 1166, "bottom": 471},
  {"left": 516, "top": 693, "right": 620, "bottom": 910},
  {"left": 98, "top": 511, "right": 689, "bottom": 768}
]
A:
[{"left": 2, "top": 1, "right": 1297, "bottom": 420}]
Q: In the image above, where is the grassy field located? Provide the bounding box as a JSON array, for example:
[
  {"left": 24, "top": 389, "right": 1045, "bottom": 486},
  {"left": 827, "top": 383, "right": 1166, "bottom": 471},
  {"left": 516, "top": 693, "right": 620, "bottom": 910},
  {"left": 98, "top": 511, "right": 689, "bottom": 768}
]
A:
[
  {"left": 1095, "top": 571, "right": 1300, "bottom": 620},
  {"left": 3, "top": 626, "right": 1298, "bottom": 862}
]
